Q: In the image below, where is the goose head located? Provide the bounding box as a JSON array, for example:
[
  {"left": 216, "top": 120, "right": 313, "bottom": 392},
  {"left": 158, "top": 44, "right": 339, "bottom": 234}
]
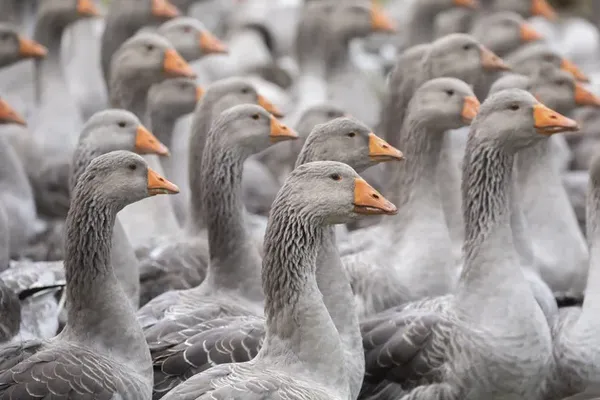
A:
[
  {"left": 410, "top": 76, "right": 480, "bottom": 128},
  {"left": 471, "top": 12, "right": 543, "bottom": 57},
  {"left": 0, "top": 98, "right": 26, "bottom": 126},
  {"left": 490, "top": 0, "right": 556, "bottom": 20},
  {"left": 78, "top": 109, "right": 170, "bottom": 157},
  {"left": 529, "top": 65, "right": 600, "bottom": 115},
  {"left": 109, "top": 32, "right": 196, "bottom": 104},
  {"left": 148, "top": 77, "right": 203, "bottom": 122},
  {"left": 279, "top": 161, "right": 397, "bottom": 224},
  {"left": 158, "top": 17, "right": 227, "bottom": 62},
  {"left": 0, "top": 24, "right": 46, "bottom": 68},
  {"left": 425, "top": 33, "right": 510, "bottom": 85},
  {"left": 76, "top": 150, "right": 179, "bottom": 208},
  {"left": 35, "top": 0, "right": 99, "bottom": 43},
  {"left": 507, "top": 43, "right": 589, "bottom": 83},
  {"left": 302, "top": 117, "right": 403, "bottom": 172},
  {"left": 328, "top": 1, "right": 397, "bottom": 40},
  {"left": 211, "top": 104, "right": 297, "bottom": 157},
  {"left": 472, "top": 89, "right": 578, "bottom": 150}
]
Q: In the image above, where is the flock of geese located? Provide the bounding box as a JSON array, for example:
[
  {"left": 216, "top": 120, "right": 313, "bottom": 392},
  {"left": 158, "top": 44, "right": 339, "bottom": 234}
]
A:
[{"left": 0, "top": 0, "right": 600, "bottom": 399}]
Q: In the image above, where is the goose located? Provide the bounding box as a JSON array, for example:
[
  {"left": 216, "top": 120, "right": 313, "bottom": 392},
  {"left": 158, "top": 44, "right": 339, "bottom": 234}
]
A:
[
  {"left": 136, "top": 78, "right": 282, "bottom": 306},
  {"left": 108, "top": 31, "right": 195, "bottom": 250},
  {"left": 100, "top": 0, "right": 180, "bottom": 86},
  {"left": 542, "top": 152, "right": 600, "bottom": 399},
  {"left": 158, "top": 17, "right": 228, "bottom": 64},
  {"left": 360, "top": 89, "right": 577, "bottom": 400},
  {"left": 0, "top": 151, "right": 179, "bottom": 399},
  {"left": 146, "top": 117, "right": 403, "bottom": 399},
  {"left": 137, "top": 104, "right": 296, "bottom": 329},
  {"left": 161, "top": 161, "right": 397, "bottom": 400},
  {"left": 343, "top": 77, "right": 479, "bottom": 317},
  {"left": 0, "top": 24, "right": 46, "bottom": 68}
]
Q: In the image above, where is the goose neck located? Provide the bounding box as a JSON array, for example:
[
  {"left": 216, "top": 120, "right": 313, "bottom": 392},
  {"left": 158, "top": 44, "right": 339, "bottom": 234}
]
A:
[
  {"left": 407, "top": 3, "right": 442, "bottom": 46},
  {"left": 33, "top": 17, "right": 65, "bottom": 105},
  {"left": 200, "top": 138, "right": 263, "bottom": 300},
  {"left": 62, "top": 187, "right": 150, "bottom": 378},
  {"left": 582, "top": 183, "right": 600, "bottom": 323},
  {"left": 457, "top": 137, "right": 525, "bottom": 313},
  {"left": 110, "top": 86, "right": 149, "bottom": 122},
  {"left": 70, "top": 144, "right": 99, "bottom": 192},
  {"left": 261, "top": 202, "right": 347, "bottom": 393}
]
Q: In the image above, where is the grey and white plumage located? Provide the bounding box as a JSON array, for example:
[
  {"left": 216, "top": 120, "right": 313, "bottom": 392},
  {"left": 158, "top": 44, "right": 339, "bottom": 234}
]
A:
[
  {"left": 0, "top": 151, "right": 180, "bottom": 399},
  {"left": 361, "top": 90, "right": 562, "bottom": 400}
]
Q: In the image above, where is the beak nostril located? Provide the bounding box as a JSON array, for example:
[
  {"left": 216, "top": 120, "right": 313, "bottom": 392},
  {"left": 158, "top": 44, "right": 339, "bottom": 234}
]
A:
[
  {"left": 372, "top": 193, "right": 379, "bottom": 199},
  {"left": 159, "top": 177, "right": 164, "bottom": 182},
  {"left": 382, "top": 144, "right": 388, "bottom": 149}
]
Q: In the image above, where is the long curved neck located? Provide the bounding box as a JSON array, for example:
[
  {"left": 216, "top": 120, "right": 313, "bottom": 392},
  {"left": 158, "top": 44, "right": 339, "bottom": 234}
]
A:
[
  {"left": 386, "top": 115, "right": 445, "bottom": 236},
  {"left": 407, "top": 3, "right": 442, "bottom": 47},
  {"left": 510, "top": 165, "right": 536, "bottom": 269},
  {"left": 380, "top": 72, "right": 418, "bottom": 149},
  {"left": 582, "top": 179, "right": 600, "bottom": 325},
  {"left": 33, "top": 13, "right": 66, "bottom": 105},
  {"left": 101, "top": 12, "right": 140, "bottom": 85},
  {"left": 148, "top": 112, "right": 177, "bottom": 175},
  {"left": 61, "top": 188, "right": 150, "bottom": 378},
  {"left": 200, "top": 135, "right": 263, "bottom": 300},
  {"left": 110, "top": 81, "right": 148, "bottom": 120},
  {"left": 261, "top": 201, "right": 347, "bottom": 394},
  {"left": 457, "top": 136, "right": 525, "bottom": 315}
]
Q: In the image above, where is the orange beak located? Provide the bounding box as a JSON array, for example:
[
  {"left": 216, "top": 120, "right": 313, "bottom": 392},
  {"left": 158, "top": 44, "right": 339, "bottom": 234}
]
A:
[
  {"left": 353, "top": 178, "right": 397, "bottom": 215},
  {"left": 199, "top": 31, "right": 228, "bottom": 55},
  {"left": 0, "top": 99, "right": 26, "bottom": 126},
  {"left": 269, "top": 116, "right": 298, "bottom": 143},
  {"left": 480, "top": 46, "right": 511, "bottom": 71},
  {"left": 531, "top": 0, "right": 557, "bottom": 20},
  {"left": 453, "top": 0, "right": 479, "bottom": 9},
  {"left": 134, "top": 125, "right": 170, "bottom": 156},
  {"left": 368, "top": 132, "right": 404, "bottom": 161},
  {"left": 561, "top": 58, "right": 589, "bottom": 83},
  {"left": 257, "top": 94, "right": 283, "bottom": 118},
  {"left": 461, "top": 96, "right": 480, "bottom": 123},
  {"left": 574, "top": 84, "right": 600, "bottom": 108},
  {"left": 163, "top": 49, "right": 196, "bottom": 78},
  {"left": 533, "top": 103, "right": 579, "bottom": 135},
  {"left": 196, "top": 86, "right": 204, "bottom": 102},
  {"left": 370, "top": 3, "right": 397, "bottom": 33},
  {"left": 520, "top": 23, "right": 544, "bottom": 43},
  {"left": 77, "top": 0, "right": 100, "bottom": 17},
  {"left": 152, "top": 0, "right": 180, "bottom": 19},
  {"left": 18, "top": 36, "right": 47, "bottom": 59},
  {"left": 147, "top": 168, "right": 180, "bottom": 196}
]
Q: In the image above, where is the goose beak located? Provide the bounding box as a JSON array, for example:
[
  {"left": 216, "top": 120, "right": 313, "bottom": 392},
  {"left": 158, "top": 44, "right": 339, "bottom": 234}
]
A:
[
  {"left": 353, "top": 178, "right": 397, "bottom": 215},
  {"left": 461, "top": 96, "right": 480, "bottom": 123},
  {"left": 480, "top": 46, "right": 511, "bottom": 71},
  {"left": 453, "top": 0, "right": 479, "bottom": 9},
  {"left": 196, "top": 85, "right": 204, "bottom": 102},
  {"left": 370, "top": 3, "right": 397, "bottom": 33},
  {"left": 135, "top": 125, "right": 170, "bottom": 156},
  {"left": 531, "top": 0, "right": 557, "bottom": 20},
  {"left": 269, "top": 116, "right": 297, "bottom": 143},
  {"left": 368, "top": 132, "right": 404, "bottom": 161},
  {"left": 0, "top": 99, "right": 26, "bottom": 126},
  {"left": 258, "top": 95, "right": 283, "bottom": 118},
  {"left": 574, "top": 84, "right": 600, "bottom": 108},
  {"left": 163, "top": 49, "right": 196, "bottom": 78},
  {"left": 561, "top": 58, "right": 589, "bottom": 83},
  {"left": 533, "top": 103, "right": 579, "bottom": 135},
  {"left": 147, "top": 168, "right": 179, "bottom": 196},
  {"left": 199, "top": 31, "right": 228, "bottom": 55},
  {"left": 520, "top": 23, "right": 544, "bottom": 43},
  {"left": 152, "top": 0, "right": 180, "bottom": 19},
  {"left": 18, "top": 36, "right": 47, "bottom": 59},
  {"left": 77, "top": 0, "right": 100, "bottom": 17}
]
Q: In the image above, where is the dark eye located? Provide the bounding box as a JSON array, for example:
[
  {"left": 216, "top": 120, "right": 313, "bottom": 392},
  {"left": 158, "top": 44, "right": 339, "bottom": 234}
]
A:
[
  {"left": 463, "top": 44, "right": 472, "bottom": 51},
  {"left": 118, "top": 121, "right": 127, "bottom": 128},
  {"left": 327, "top": 111, "right": 338, "bottom": 118},
  {"left": 445, "top": 90, "right": 454, "bottom": 96},
  {"left": 183, "top": 26, "right": 192, "bottom": 33},
  {"left": 330, "top": 173, "right": 342, "bottom": 181},
  {"left": 251, "top": 114, "right": 259, "bottom": 120},
  {"left": 128, "top": 164, "right": 137, "bottom": 171},
  {"left": 509, "top": 104, "right": 520, "bottom": 111},
  {"left": 241, "top": 88, "right": 250, "bottom": 94},
  {"left": 0, "top": 33, "right": 9, "bottom": 41},
  {"left": 146, "top": 44, "right": 154, "bottom": 52},
  {"left": 347, "top": 132, "right": 356, "bottom": 138},
  {"left": 544, "top": 55, "right": 554, "bottom": 62}
]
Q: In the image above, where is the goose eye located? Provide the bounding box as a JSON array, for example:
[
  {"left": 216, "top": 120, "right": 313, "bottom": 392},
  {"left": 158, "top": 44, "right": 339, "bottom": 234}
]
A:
[
  {"left": 183, "top": 26, "right": 192, "bottom": 33},
  {"left": 146, "top": 44, "right": 154, "bottom": 52},
  {"left": 330, "top": 173, "right": 342, "bottom": 181},
  {"left": 463, "top": 44, "right": 472, "bottom": 51},
  {"left": 347, "top": 132, "right": 356, "bottom": 138},
  {"left": 241, "top": 88, "right": 250, "bottom": 94},
  {"left": 0, "top": 33, "right": 9, "bottom": 41},
  {"left": 251, "top": 114, "right": 259, "bottom": 120},
  {"left": 327, "top": 111, "right": 338, "bottom": 118},
  {"left": 445, "top": 90, "right": 454, "bottom": 96},
  {"left": 118, "top": 121, "right": 127, "bottom": 128},
  {"left": 128, "top": 164, "right": 137, "bottom": 171},
  {"left": 509, "top": 104, "right": 520, "bottom": 111}
]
